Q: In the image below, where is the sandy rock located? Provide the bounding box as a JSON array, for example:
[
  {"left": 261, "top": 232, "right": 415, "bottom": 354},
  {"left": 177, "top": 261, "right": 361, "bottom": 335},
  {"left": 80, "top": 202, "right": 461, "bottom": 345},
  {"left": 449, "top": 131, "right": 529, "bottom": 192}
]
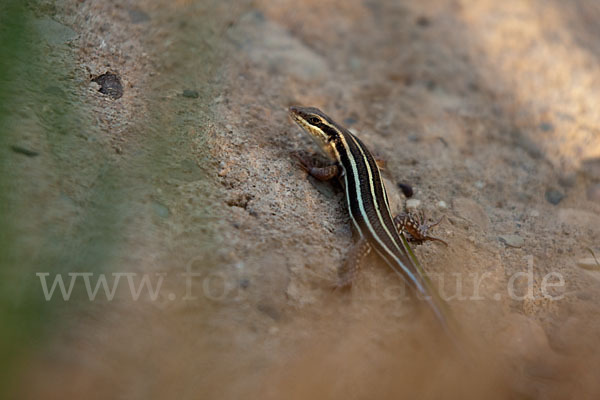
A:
[
  {"left": 498, "top": 234, "right": 524, "bottom": 248},
  {"left": 586, "top": 183, "right": 600, "bottom": 202},
  {"left": 497, "top": 313, "right": 552, "bottom": 363},
  {"left": 452, "top": 197, "right": 491, "bottom": 231},
  {"left": 581, "top": 157, "right": 600, "bottom": 181},
  {"left": 11, "top": 0, "right": 600, "bottom": 398},
  {"left": 128, "top": 9, "right": 150, "bottom": 24},
  {"left": 545, "top": 188, "right": 565, "bottom": 205},
  {"left": 229, "top": 11, "right": 328, "bottom": 81},
  {"left": 497, "top": 315, "right": 564, "bottom": 398},
  {"left": 577, "top": 257, "right": 600, "bottom": 270},
  {"left": 405, "top": 199, "right": 421, "bottom": 209},
  {"left": 151, "top": 201, "right": 169, "bottom": 218},
  {"left": 33, "top": 17, "right": 77, "bottom": 45},
  {"left": 558, "top": 208, "right": 600, "bottom": 232}
]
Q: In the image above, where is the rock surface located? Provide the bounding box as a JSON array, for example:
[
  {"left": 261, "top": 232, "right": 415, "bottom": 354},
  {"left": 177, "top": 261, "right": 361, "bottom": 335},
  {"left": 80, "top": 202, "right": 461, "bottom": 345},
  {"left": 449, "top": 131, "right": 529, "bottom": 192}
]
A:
[{"left": 4, "top": 0, "right": 600, "bottom": 399}]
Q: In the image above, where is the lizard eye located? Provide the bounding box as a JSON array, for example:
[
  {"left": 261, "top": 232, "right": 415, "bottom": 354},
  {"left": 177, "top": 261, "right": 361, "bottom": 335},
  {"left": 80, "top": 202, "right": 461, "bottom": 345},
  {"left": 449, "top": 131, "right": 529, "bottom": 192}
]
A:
[{"left": 308, "top": 116, "right": 320, "bottom": 125}]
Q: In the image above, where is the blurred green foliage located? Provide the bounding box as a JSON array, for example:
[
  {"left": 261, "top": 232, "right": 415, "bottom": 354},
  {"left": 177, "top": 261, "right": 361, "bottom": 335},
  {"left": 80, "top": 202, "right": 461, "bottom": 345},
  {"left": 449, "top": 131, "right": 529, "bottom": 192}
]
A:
[
  {"left": 0, "top": 0, "right": 221, "bottom": 396},
  {"left": 0, "top": 1, "right": 119, "bottom": 395},
  {"left": 0, "top": 1, "right": 34, "bottom": 394}
]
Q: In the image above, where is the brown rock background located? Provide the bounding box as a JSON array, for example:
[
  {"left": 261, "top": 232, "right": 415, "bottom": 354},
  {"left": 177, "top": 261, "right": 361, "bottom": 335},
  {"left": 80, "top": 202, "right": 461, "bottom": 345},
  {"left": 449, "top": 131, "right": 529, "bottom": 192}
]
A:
[{"left": 2, "top": 0, "right": 600, "bottom": 399}]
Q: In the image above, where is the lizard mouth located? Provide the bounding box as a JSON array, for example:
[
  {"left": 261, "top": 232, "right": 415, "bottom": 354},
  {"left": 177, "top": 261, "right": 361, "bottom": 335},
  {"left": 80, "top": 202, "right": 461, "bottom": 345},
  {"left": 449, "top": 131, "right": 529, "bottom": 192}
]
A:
[
  {"left": 288, "top": 106, "right": 302, "bottom": 122},
  {"left": 288, "top": 106, "right": 309, "bottom": 129}
]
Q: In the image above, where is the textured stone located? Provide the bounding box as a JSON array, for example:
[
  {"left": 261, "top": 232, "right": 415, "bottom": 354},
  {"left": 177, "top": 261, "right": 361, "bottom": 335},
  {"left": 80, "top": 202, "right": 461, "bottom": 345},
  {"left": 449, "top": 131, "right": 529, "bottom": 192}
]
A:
[
  {"left": 229, "top": 11, "right": 328, "bottom": 81},
  {"left": 586, "top": 183, "right": 600, "bottom": 202},
  {"left": 128, "top": 9, "right": 150, "bottom": 24},
  {"left": 182, "top": 89, "right": 199, "bottom": 99},
  {"left": 498, "top": 234, "right": 524, "bottom": 248},
  {"left": 33, "top": 17, "right": 77, "bottom": 45},
  {"left": 453, "top": 197, "right": 491, "bottom": 231},
  {"left": 92, "top": 72, "right": 123, "bottom": 99},
  {"left": 577, "top": 258, "right": 600, "bottom": 271},
  {"left": 498, "top": 314, "right": 552, "bottom": 363},
  {"left": 581, "top": 157, "right": 600, "bottom": 180},
  {"left": 558, "top": 209, "right": 600, "bottom": 232},
  {"left": 405, "top": 199, "right": 421, "bottom": 209},
  {"left": 545, "top": 188, "right": 565, "bottom": 205}
]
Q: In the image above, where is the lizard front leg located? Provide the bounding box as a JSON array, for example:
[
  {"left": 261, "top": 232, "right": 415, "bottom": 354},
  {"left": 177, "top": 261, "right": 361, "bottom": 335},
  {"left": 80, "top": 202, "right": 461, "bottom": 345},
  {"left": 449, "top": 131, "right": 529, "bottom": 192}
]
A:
[{"left": 292, "top": 152, "right": 340, "bottom": 181}]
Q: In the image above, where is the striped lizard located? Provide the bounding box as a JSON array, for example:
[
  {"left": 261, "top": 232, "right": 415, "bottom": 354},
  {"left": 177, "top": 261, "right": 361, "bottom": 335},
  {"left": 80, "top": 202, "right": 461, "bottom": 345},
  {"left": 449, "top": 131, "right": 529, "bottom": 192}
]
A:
[{"left": 289, "top": 106, "right": 449, "bottom": 327}]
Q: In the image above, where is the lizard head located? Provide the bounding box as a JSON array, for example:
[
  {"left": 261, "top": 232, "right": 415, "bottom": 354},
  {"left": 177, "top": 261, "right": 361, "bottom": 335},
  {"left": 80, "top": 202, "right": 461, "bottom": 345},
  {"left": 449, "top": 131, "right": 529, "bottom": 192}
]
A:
[{"left": 289, "top": 106, "right": 340, "bottom": 160}]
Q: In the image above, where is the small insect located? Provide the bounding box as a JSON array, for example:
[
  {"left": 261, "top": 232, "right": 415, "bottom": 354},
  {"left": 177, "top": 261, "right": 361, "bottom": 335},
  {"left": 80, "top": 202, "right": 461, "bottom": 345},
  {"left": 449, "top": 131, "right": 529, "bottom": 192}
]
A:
[{"left": 394, "top": 211, "right": 448, "bottom": 246}]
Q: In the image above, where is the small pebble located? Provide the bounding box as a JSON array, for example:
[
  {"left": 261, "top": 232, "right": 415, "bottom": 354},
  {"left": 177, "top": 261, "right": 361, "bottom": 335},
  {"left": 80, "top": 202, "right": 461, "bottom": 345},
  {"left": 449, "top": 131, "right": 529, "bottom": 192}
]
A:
[
  {"left": 257, "top": 304, "right": 280, "bottom": 320},
  {"left": 498, "top": 234, "right": 524, "bottom": 248},
  {"left": 10, "top": 145, "right": 39, "bottom": 157},
  {"left": 182, "top": 89, "right": 199, "bottom": 98},
  {"left": 474, "top": 181, "right": 484, "bottom": 189},
  {"left": 581, "top": 157, "right": 600, "bottom": 181},
  {"left": 586, "top": 183, "right": 600, "bottom": 202},
  {"left": 397, "top": 182, "right": 414, "bottom": 198},
  {"left": 405, "top": 199, "right": 421, "bottom": 209},
  {"left": 416, "top": 16, "right": 431, "bottom": 27},
  {"left": 269, "top": 326, "right": 279, "bottom": 335},
  {"left": 545, "top": 188, "right": 565, "bottom": 205},
  {"left": 539, "top": 122, "right": 554, "bottom": 132},
  {"left": 128, "top": 9, "right": 150, "bottom": 23},
  {"left": 239, "top": 278, "right": 250, "bottom": 289},
  {"left": 529, "top": 209, "right": 540, "bottom": 217},
  {"left": 343, "top": 117, "right": 357, "bottom": 125},
  {"left": 438, "top": 200, "right": 447, "bottom": 209},
  {"left": 152, "top": 201, "right": 169, "bottom": 218},
  {"left": 92, "top": 72, "right": 123, "bottom": 99},
  {"left": 576, "top": 258, "right": 600, "bottom": 271},
  {"left": 349, "top": 57, "right": 361, "bottom": 70},
  {"left": 514, "top": 130, "right": 543, "bottom": 159},
  {"left": 558, "top": 173, "right": 576, "bottom": 188}
]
